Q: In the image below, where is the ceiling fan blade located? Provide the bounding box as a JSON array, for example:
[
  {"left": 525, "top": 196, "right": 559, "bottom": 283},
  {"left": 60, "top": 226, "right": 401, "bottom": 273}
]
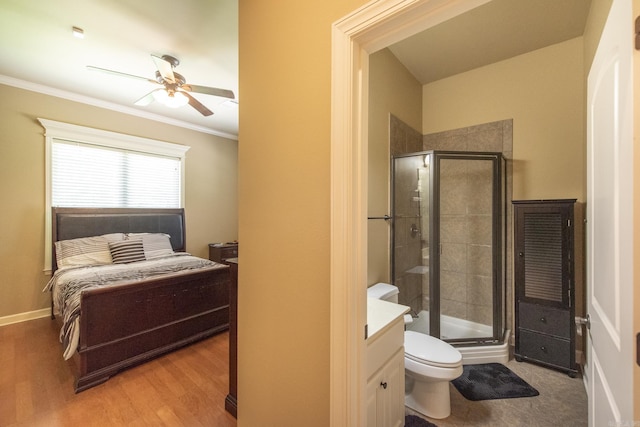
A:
[
  {"left": 134, "top": 89, "right": 161, "bottom": 106},
  {"left": 183, "top": 84, "right": 235, "bottom": 99},
  {"left": 151, "top": 54, "right": 176, "bottom": 84},
  {"left": 87, "top": 65, "right": 158, "bottom": 84},
  {"left": 181, "top": 91, "right": 213, "bottom": 116}
]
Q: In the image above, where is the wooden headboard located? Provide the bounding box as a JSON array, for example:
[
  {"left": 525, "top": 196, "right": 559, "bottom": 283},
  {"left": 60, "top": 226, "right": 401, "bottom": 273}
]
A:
[{"left": 52, "top": 207, "right": 186, "bottom": 271}]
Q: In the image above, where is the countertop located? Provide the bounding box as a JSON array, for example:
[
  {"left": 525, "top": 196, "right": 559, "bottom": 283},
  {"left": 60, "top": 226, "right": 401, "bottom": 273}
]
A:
[{"left": 367, "top": 298, "right": 409, "bottom": 340}]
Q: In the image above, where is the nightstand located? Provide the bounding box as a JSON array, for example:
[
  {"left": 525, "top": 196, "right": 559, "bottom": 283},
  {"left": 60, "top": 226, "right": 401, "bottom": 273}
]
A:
[{"left": 208, "top": 242, "right": 238, "bottom": 264}]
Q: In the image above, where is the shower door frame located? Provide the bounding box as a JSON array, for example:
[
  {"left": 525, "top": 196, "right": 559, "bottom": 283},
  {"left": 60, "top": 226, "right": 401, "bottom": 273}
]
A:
[{"left": 391, "top": 150, "right": 506, "bottom": 346}]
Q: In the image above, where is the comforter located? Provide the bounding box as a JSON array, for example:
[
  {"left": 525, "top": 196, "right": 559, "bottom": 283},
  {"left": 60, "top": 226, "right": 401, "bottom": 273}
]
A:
[{"left": 44, "top": 253, "right": 223, "bottom": 360}]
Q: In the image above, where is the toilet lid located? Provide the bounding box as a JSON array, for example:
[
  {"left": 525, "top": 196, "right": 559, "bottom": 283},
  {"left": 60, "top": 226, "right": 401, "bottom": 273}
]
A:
[{"left": 404, "top": 331, "right": 462, "bottom": 368}]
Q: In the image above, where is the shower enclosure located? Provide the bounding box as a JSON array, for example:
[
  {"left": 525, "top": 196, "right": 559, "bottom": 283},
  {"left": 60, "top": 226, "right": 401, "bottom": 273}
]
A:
[{"left": 392, "top": 151, "right": 506, "bottom": 348}]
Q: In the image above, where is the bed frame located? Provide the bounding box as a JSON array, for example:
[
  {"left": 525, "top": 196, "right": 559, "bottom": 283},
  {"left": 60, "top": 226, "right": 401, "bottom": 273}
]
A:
[{"left": 51, "top": 207, "right": 230, "bottom": 392}]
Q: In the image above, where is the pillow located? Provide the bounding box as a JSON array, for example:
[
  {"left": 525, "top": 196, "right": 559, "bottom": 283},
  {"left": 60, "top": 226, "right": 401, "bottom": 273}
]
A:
[
  {"left": 55, "top": 233, "right": 125, "bottom": 269},
  {"left": 108, "top": 239, "right": 146, "bottom": 264},
  {"left": 126, "top": 233, "right": 175, "bottom": 259}
]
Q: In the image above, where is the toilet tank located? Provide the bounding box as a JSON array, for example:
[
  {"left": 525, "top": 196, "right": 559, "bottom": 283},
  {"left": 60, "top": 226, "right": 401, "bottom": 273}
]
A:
[{"left": 367, "top": 283, "right": 399, "bottom": 303}]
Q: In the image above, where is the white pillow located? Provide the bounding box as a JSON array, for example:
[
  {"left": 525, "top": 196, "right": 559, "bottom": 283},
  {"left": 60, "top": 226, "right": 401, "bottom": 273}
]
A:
[
  {"left": 126, "top": 233, "right": 175, "bottom": 259},
  {"left": 55, "top": 233, "right": 125, "bottom": 268}
]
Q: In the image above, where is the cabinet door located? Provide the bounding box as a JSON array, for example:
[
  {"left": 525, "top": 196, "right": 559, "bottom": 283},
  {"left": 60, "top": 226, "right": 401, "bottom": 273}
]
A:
[
  {"left": 380, "top": 348, "right": 405, "bottom": 427},
  {"left": 366, "top": 372, "right": 381, "bottom": 427},
  {"left": 367, "top": 348, "right": 405, "bottom": 427},
  {"left": 514, "top": 200, "right": 574, "bottom": 309}
]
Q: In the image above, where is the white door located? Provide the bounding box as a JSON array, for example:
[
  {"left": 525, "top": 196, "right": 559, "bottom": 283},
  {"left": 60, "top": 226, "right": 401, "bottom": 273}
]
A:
[{"left": 586, "top": 0, "right": 634, "bottom": 425}]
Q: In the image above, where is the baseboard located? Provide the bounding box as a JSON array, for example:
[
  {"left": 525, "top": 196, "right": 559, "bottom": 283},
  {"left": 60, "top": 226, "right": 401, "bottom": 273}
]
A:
[{"left": 0, "top": 308, "right": 50, "bottom": 327}]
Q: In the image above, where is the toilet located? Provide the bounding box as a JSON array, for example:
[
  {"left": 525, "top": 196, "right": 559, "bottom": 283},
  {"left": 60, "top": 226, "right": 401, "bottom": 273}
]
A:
[{"left": 367, "top": 283, "right": 463, "bottom": 419}]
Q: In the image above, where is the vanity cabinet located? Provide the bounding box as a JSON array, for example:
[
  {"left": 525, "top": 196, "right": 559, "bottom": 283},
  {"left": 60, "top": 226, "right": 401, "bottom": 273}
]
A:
[
  {"left": 366, "top": 348, "right": 404, "bottom": 427},
  {"left": 513, "top": 199, "right": 577, "bottom": 377},
  {"left": 366, "top": 299, "right": 408, "bottom": 427}
]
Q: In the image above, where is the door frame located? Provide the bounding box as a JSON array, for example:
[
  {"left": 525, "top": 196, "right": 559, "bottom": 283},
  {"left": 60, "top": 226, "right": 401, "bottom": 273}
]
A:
[{"left": 330, "top": 0, "right": 491, "bottom": 425}]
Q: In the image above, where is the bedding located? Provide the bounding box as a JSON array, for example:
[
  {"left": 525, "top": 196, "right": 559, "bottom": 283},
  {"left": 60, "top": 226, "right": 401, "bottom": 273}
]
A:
[{"left": 45, "top": 253, "right": 224, "bottom": 360}]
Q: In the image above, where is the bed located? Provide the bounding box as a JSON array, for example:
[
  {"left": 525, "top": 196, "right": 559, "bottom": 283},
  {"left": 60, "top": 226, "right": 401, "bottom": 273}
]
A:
[{"left": 46, "top": 207, "right": 230, "bottom": 393}]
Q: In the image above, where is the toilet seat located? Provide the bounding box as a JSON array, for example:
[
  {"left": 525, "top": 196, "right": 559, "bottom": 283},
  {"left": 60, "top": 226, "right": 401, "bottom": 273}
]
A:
[{"left": 404, "top": 331, "right": 462, "bottom": 368}]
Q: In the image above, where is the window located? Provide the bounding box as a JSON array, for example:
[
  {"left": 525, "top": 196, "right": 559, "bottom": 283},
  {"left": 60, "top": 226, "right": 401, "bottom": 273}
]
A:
[
  {"left": 39, "top": 118, "right": 190, "bottom": 270},
  {"left": 52, "top": 140, "right": 181, "bottom": 208}
]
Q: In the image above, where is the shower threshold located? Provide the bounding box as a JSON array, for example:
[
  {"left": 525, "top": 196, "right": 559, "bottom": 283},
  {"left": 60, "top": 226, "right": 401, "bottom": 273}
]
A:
[{"left": 406, "top": 310, "right": 510, "bottom": 365}]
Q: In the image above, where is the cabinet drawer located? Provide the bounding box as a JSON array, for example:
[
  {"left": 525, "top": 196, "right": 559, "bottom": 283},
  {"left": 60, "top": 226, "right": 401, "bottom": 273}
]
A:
[
  {"left": 221, "top": 247, "right": 238, "bottom": 259},
  {"left": 518, "top": 329, "right": 571, "bottom": 368},
  {"left": 366, "top": 319, "right": 404, "bottom": 380},
  {"left": 519, "top": 302, "right": 570, "bottom": 338}
]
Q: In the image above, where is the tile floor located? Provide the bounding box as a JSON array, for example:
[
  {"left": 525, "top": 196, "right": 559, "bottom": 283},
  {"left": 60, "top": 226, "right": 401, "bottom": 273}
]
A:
[{"left": 406, "top": 359, "right": 588, "bottom": 427}]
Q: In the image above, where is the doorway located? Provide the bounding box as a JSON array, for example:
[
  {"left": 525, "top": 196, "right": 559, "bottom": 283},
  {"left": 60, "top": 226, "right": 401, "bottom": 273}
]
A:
[{"left": 330, "top": 1, "right": 617, "bottom": 425}]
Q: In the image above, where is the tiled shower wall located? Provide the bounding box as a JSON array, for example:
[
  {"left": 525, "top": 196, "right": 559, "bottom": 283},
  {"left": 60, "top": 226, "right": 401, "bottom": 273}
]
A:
[{"left": 389, "top": 115, "right": 513, "bottom": 334}]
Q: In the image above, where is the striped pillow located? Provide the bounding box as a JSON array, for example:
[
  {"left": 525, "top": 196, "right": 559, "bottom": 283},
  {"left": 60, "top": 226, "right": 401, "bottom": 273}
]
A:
[
  {"left": 55, "top": 233, "right": 125, "bottom": 268},
  {"left": 108, "top": 239, "right": 146, "bottom": 264}
]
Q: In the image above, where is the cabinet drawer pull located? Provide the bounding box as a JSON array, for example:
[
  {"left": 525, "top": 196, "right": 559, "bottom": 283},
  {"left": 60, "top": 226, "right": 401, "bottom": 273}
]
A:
[
  {"left": 380, "top": 381, "right": 387, "bottom": 389},
  {"left": 539, "top": 317, "right": 546, "bottom": 323},
  {"left": 540, "top": 346, "right": 547, "bottom": 352}
]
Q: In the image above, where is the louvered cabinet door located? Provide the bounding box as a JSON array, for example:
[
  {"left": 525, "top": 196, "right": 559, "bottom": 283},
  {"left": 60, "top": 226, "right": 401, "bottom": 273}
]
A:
[{"left": 513, "top": 199, "right": 577, "bottom": 376}]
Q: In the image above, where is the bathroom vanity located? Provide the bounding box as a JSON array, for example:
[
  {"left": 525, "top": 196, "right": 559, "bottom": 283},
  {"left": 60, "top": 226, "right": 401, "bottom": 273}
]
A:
[{"left": 366, "top": 298, "right": 409, "bottom": 427}]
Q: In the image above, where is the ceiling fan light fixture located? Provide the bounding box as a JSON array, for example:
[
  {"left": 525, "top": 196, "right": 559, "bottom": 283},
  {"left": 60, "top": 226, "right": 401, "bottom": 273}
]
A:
[
  {"left": 153, "top": 89, "right": 188, "bottom": 108},
  {"left": 88, "top": 53, "right": 227, "bottom": 116}
]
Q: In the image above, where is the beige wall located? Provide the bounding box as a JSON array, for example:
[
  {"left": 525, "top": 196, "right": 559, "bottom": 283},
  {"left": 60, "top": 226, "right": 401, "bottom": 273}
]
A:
[
  {"left": 423, "top": 37, "right": 585, "bottom": 202},
  {"left": 368, "top": 48, "right": 422, "bottom": 287},
  {"left": 0, "top": 84, "right": 238, "bottom": 319},
  {"left": 237, "top": 1, "right": 366, "bottom": 425}
]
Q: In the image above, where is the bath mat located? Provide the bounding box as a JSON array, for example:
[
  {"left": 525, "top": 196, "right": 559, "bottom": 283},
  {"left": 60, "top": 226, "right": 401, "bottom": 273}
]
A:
[
  {"left": 405, "top": 414, "right": 438, "bottom": 427},
  {"left": 451, "top": 363, "right": 539, "bottom": 401}
]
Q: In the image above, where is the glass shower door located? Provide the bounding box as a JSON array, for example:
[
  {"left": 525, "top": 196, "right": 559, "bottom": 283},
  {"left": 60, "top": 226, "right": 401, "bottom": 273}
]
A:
[
  {"left": 437, "top": 157, "right": 496, "bottom": 341},
  {"left": 391, "top": 153, "right": 429, "bottom": 318}
]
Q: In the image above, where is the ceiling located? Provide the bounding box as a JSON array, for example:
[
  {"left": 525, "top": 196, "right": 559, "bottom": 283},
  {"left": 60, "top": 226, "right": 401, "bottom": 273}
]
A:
[
  {"left": 0, "top": 0, "right": 591, "bottom": 140},
  {"left": 389, "top": 0, "right": 592, "bottom": 84},
  {"left": 0, "top": 0, "right": 239, "bottom": 139}
]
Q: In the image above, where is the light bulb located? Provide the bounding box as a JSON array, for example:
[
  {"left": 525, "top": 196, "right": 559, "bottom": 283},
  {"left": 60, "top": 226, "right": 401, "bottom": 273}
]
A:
[
  {"left": 164, "top": 92, "right": 188, "bottom": 108},
  {"left": 152, "top": 90, "right": 189, "bottom": 108}
]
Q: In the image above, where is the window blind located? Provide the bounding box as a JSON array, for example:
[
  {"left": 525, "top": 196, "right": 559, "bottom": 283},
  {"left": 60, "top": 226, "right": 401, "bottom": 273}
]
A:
[{"left": 52, "top": 139, "right": 181, "bottom": 208}]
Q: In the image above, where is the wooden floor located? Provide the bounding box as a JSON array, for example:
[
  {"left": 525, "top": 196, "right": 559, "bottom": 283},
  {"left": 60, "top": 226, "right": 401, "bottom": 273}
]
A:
[{"left": 0, "top": 317, "right": 237, "bottom": 427}]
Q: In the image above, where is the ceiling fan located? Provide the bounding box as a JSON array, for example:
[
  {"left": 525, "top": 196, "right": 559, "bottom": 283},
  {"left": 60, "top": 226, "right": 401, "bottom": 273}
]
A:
[{"left": 87, "top": 54, "right": 235, "bottom": 116}]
